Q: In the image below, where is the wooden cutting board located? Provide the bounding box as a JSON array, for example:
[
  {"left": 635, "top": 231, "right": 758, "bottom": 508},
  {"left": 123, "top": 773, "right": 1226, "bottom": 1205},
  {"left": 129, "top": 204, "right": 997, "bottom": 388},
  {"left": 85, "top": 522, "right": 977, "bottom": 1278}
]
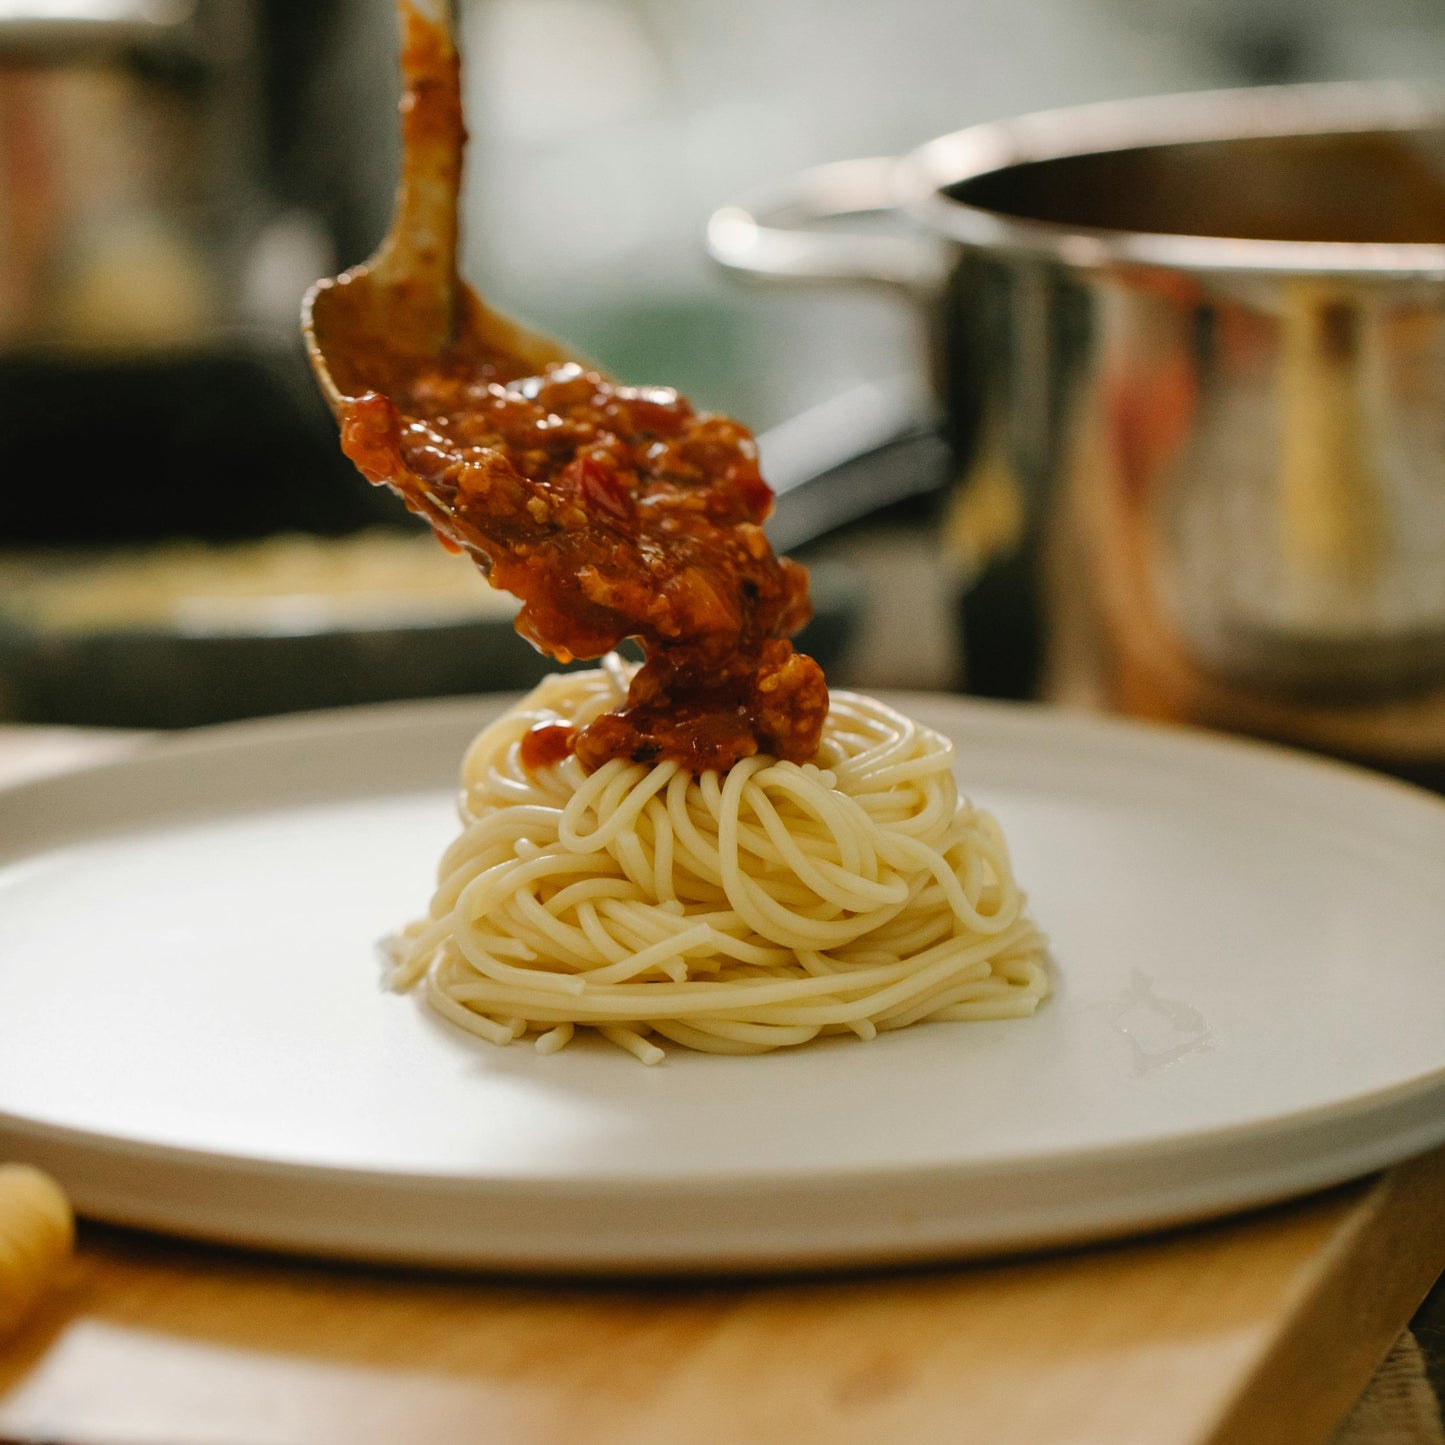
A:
[{"left": 0, "top": 1152, "right": 1442, "bottom": 1445}]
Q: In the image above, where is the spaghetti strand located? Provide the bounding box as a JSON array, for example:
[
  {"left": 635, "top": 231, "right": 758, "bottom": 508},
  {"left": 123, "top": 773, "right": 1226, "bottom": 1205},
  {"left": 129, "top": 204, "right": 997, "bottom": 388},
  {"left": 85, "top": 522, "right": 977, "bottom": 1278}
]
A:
[{"left": 387, "top": 666, "right": 1049, "bottom": 1062}]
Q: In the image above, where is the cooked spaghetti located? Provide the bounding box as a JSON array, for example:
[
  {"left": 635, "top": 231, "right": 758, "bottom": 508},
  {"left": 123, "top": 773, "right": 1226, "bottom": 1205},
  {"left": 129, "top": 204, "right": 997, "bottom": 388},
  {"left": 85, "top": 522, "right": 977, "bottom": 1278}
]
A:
[
  {"left": 329, "top": 12, "right": 1048, "bottom": 1064},
  {"left": 387, "top": 661, "right": 1049, "bottom": 1063}
]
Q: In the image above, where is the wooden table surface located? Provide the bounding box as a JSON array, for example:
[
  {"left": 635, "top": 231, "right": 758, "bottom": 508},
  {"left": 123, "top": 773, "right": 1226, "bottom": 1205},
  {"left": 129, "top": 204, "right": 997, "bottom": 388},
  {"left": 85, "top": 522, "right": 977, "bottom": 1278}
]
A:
[{"left": 3, "top": 724, "right": 1445, "bottom": 1445}]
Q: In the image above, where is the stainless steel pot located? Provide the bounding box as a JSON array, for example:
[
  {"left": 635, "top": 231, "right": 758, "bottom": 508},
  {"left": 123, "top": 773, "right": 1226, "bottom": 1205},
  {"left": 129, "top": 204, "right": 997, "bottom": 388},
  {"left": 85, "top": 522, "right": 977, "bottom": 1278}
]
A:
[{"left": 708, "top": 85, "right": 1445, "bottom": 764}]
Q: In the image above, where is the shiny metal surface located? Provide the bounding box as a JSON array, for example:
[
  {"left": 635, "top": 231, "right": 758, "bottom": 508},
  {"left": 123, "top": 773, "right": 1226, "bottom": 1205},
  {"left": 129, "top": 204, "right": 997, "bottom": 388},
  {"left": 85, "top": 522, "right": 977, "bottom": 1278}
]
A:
[
  {"left": 0, "top": 55, "right": 215, "bottom": 351},
  {"left": 709, "top": 84, "right": 1445, "bottom": 743},
  {"left": 0, "top": 4, "right": 213, "bottom": 352},
  {"left": 0, "top": 0, "right": 397, "bottom": 551},
  {"left": 0, "top": 0, "right": 320, "bottom": 357}
]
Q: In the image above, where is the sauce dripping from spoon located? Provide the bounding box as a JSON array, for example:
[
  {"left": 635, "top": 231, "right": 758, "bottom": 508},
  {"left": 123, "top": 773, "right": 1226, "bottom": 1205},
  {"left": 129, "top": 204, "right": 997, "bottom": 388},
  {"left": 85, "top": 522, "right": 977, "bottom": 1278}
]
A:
[{"left": 304, "top": 2, "right": 827, "bottom": 772}]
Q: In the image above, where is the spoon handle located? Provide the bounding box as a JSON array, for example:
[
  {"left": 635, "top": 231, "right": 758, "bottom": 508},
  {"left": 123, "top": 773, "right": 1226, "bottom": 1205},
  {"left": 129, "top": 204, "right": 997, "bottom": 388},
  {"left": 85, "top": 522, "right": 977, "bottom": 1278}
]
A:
[{"left": 376, "top": 0, "right": 464, "bottom": 350}]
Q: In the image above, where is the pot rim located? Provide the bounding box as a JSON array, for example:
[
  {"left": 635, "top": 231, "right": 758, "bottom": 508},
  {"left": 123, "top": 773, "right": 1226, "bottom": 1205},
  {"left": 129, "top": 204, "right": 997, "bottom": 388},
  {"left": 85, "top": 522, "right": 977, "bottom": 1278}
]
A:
[{"left": 895, "top": 81, "right": 1445, "bottom": 279}]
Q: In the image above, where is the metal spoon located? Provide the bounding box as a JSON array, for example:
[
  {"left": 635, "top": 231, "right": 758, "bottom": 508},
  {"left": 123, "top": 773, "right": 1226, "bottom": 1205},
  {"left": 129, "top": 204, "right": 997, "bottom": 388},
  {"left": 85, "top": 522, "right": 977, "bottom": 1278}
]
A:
[{"left": 301, "top": 0, "right": 577, "bottom": 422}]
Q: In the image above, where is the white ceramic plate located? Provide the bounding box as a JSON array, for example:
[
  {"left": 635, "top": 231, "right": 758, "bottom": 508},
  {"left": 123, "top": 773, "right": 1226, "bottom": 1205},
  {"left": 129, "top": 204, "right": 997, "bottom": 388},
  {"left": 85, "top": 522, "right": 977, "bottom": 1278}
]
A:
[{"left": 3, "top": 695, "right": 1445, "bottom": 1272}]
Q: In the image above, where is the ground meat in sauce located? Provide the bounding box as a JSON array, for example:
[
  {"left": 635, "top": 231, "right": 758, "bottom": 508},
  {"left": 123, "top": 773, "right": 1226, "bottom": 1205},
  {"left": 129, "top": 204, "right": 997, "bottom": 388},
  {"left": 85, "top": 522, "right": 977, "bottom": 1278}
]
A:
[
  {"left": 338, "top": 346, "right": 828, "bottom": 773},
  {"left": 321, "top": 8, "right": 826, "bottom": 774}
]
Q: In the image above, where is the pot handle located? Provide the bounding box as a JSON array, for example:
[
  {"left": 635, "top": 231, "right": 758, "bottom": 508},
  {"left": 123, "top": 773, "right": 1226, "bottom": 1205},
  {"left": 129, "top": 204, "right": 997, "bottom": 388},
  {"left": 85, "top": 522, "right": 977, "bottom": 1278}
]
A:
[{"left": 706, "top": 157, "right": 944, "bottom": 298}]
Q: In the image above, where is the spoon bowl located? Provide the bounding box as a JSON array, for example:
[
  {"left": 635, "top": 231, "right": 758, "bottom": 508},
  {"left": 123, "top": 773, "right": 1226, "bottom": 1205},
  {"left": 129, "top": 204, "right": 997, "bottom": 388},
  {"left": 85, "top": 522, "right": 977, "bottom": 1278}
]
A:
[{"left": 302, "top": 0, "right": 577, "bottom": 423}]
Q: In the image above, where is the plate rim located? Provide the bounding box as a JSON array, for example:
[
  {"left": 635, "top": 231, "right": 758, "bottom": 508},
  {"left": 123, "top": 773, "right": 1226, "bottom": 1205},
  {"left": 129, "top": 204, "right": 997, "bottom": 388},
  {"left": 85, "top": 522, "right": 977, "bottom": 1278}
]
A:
[{"left": 5, "top": 691, "right": 1445, "bottom": 1269}]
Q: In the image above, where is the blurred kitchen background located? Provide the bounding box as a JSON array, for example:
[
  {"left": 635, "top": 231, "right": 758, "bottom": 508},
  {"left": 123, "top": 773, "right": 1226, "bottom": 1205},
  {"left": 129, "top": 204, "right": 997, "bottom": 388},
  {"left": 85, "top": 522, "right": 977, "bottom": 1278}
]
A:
[{"left": 5, "top": 0, "right": 1445, "bottom": 736}]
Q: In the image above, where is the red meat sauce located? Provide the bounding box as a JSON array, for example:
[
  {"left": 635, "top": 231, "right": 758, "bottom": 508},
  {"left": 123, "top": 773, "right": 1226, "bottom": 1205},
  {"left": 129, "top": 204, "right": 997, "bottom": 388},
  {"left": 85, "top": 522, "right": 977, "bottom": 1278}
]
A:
[{"left": 339, "top": 351, "right": 829, "bottom": 775}]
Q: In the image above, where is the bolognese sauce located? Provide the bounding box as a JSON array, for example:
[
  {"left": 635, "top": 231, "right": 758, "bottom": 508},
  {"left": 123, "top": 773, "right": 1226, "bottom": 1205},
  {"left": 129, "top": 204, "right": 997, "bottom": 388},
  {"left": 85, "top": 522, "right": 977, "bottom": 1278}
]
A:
[
  {"left": 339, "top": 350, "right": 827, "bottom": 772},
  {"left": 326, "top": 10, "right": 827, "bottom": 775}
]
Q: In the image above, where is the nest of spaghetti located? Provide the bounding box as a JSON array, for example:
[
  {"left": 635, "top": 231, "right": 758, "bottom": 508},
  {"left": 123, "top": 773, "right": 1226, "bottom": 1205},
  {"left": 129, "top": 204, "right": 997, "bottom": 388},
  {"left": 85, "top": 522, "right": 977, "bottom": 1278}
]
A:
[{"left": 387, "top": 662, "right": 1049, "bottom": 1064}]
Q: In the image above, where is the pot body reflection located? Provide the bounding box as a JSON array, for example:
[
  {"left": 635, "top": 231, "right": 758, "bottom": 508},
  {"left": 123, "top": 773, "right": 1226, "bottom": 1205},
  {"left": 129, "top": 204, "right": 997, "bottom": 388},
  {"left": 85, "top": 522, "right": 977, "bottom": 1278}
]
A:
[
  {"left": 710, "top": 85, "right": 1445, "bottom": 777},
  {"left": 954, "top": 257, "right": 1445, "bottom": 703}
]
